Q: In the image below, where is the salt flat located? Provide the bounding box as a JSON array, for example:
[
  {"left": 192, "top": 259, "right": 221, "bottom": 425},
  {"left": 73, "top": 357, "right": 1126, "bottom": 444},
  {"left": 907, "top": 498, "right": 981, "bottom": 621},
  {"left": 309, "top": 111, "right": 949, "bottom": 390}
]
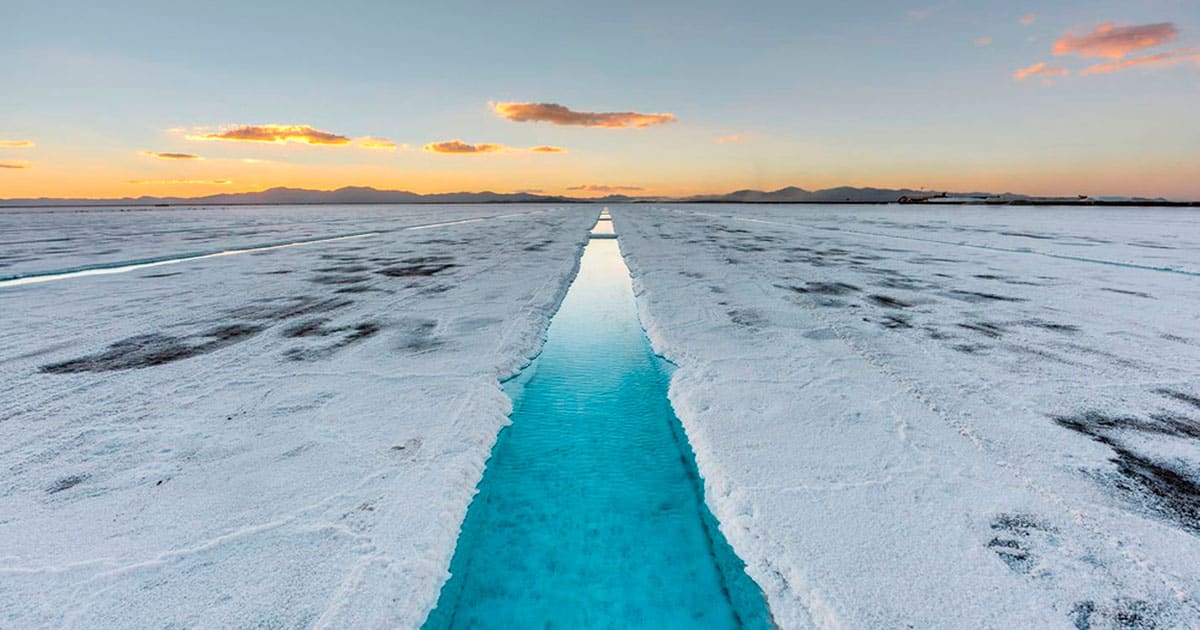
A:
[
  {"left": 614, "top": 204, "right": 1200, "bottom": 629},
  {"left": 0, "top": 204, "right": 526, "bottom": 278},
  {"left": 3, "top": 202, "right": 1198, "bottom": 629},
  {"left": 0, "top": 205, "right": 592, "bottom": 628}
]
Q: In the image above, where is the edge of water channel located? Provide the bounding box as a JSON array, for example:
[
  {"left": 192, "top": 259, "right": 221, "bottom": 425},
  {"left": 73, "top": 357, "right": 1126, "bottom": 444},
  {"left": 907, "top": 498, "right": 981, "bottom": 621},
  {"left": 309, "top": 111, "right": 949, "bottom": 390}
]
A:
[
  {"left": 416, "top": 215, "right": 592, "bottom": 624},
  {"left": 422, "top": 210, "right": 776, "bottom": 627},
  {"left": 612, "top": 209, "right": 784, "bottom": 629}
]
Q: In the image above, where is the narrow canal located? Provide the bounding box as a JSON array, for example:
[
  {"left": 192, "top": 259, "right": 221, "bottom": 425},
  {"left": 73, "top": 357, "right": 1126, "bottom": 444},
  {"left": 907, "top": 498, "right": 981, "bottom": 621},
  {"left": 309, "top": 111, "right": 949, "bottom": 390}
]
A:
[{"left": 424, "top": 213, "right": 772, "bottom": 629}]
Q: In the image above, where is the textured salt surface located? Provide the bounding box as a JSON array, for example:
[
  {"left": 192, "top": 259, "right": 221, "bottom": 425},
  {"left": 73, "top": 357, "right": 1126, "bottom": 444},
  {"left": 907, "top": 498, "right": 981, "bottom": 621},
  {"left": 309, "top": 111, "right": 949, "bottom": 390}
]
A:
[
  {"left": 614, "top": 204, "right": 1200, "bottom": 629},
  {"left": 5, "top": 202, "right": 1199, "bottom": 628},
  {"left": 0, "top": 205, "right": 593, "bottom": 628},
  {"left": 0, "top": 205, "right": 523, "bottom": 277}
]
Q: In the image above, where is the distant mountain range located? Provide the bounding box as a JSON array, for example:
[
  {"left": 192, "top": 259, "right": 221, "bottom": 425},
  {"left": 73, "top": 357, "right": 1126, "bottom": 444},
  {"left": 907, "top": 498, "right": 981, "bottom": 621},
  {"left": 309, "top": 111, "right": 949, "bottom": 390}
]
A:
[
  {"left": 0, "top": 186, "right": 568, "bottom": 207},
  {"left": 0, "top": 185, "right": 1190, "bottom": 207},
  {"left": 683, "top": 186, "right": 931, "bottom": 203}
]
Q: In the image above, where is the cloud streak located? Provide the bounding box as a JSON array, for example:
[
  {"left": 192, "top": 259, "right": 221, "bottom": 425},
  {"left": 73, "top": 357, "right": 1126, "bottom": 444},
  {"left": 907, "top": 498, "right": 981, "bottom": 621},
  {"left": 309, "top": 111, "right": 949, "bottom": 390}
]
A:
[
  {"left": 358, "top": 137, "right": 402, "bottom": 151},
  {"left": 0, "top": 162, "right": 31, "bottom": 169},
  {"left": 1080, "top": 47, "right": 1200, "bottom": 75},
  {"left": 187, "top": 124, "right": 351, "bottom": 145},
  {"left": 1014, "top": 62, "right": 1069, "bottom": 80},
  {"left": 424, "top": 140, "right": 507, "bottom": 154},
  {"left": 128, "top": 179, "right": 233, "bottom": 185},
  {"left": 141, "top": 151, "right": 202, "bottom": 160},
  {"left": 492, "top": 102, "right": 676, "bottom": 128},
  {"left": 0, "top": 139, "right": 35, "bottom": 148},
  {"left": 1020, "top": 14, "right": 1037, "bottom": 26},
  {"left": 715, "top": 134, "right": 745, "bottom": 144},
  {"left": 566, "top": 184, "right": 645, "bottom": 192},
  {"left": 1054, "top": 23, "right": 1178, "bottom": 59},
  {"left": 529, "top": 145, "right": 566, "bottom": 153}
]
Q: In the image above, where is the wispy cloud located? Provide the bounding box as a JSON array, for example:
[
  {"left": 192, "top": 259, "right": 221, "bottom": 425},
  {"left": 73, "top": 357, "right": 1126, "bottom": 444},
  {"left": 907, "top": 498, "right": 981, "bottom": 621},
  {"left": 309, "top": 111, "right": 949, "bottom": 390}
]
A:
[
  {"left": 0, "top": 161, "right": 32, "bottom": 169},
  {"left": 0, "top": 139, "right": 35, "bottom": 148},
  {"left": 715, "top": 134, "right": 745, "bottom": 144},
  {"left": 566, "top": 184, "right": 645, "bottom": 192},
  {"left": 128, "top": 179, "right": 233, "bottom": 185},
  {"left": 1020, "top": 14, "right": 1037, "bottom": 26},
  {"left": 1080, "top": 46, "right": 1200, "bottom": 75},
  {"left": 140, "top": 151, "right": 202, "bottom": 160},
  {"left": 907, "top": 2, "right": 949, "bottom": 22},
  {"left": 492, "top": 102, "right": 676, "bottom": 128},
  {"left": 1054, "top": 22, "right": 1178, "bottom": 59},
  {"left": 529, "top": 145, "right": 567, "bottom": 153},
  {"left": 975, "top": 36, "right": 992, "bottom": 47},
  {"left": 1013, "top": 62, "right": 1069, "bottom": 80},
  {"left": 424, "top": 140, "right": 507, "bottom": 154},
  {"left": 186, "top": 124, "right": 351, "bottom": 145},
  {"left": 358, "top": 137, "right": 402, "bottom": 151}
]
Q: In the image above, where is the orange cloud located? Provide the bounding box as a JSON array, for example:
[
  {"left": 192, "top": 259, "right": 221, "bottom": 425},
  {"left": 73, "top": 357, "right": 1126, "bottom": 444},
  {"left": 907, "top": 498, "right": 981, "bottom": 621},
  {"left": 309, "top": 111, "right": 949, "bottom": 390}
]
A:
[
  {"left": 1, "top": 161, "right": 32, "bottom": 169},
  {"left": 424, "top": 140, "right": 507, "bottom": 154},
  {"left": 715, "top": 134, "right": 745, "bottom": 144},
  {"left": 529, "top": 145, "right": 566, "bottom": 153},
  {"left": 492, "top": 102, "right": 676, "bottom": 128},
  {"left": 1053, "top": 22, "right": 1178, "bottom": 59},
  {"left": 975, "top": 36, "right": 993, "bottom": 46},
  {"left": 128, "top": 179, "right": 233, "bottom": 185},
  {"left": 187, "top": 124, "right": 351, "bottom": 145},
  {"left": 567, "top": 184, "right": 645, "bottom": 192},
  {"left": 358, "top": 137, "right": 401, "bottom": 151},
  {"left": 140, "top": 151, "right": 202, "bottom": 160},
  {"left": 1020, "top": 14, "right": 1037, "bottom": 26},
  {"left": 1014, "top": 62, "right": 1069, "bottom": 80},
  {"left": 0, "top": 139, "right": 35, "bottom": 148},
  {"left": 1080, "top": 47, "right": 1200, "bottom": 75}
]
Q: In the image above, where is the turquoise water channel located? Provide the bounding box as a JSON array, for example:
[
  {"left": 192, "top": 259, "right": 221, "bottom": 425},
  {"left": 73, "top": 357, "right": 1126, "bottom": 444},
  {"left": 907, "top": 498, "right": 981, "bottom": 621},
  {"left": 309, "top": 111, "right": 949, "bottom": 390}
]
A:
[{"left": 424, "top": 230, "right": 772, "bottom": 629}]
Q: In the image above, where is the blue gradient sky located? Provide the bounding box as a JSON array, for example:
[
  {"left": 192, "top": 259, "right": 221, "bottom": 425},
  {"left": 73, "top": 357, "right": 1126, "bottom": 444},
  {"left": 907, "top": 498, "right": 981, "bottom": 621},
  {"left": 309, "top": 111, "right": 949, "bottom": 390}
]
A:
[{"left": 2, "top": 0, "right": 1198, "bottom": 198}]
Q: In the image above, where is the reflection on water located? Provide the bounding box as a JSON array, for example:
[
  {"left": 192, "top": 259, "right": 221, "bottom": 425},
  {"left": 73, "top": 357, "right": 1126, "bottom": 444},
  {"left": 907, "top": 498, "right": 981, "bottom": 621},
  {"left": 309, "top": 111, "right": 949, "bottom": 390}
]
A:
[
  {"left": 590, "top": 220, "right": 616, "bottom": 235},
  {"left": 424, "top": 236, "right": 771, "bottom": 629}
]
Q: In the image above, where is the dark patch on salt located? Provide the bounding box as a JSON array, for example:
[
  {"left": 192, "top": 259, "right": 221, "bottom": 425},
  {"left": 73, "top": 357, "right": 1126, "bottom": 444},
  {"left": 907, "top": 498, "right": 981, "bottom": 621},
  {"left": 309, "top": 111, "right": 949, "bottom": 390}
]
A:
[
  {"left": 1101, "top": 287, "right": 1153, "bottom": 299},
  {"left": 880, "top": 315, "right": 913, "bottom": 329},
  {"left": 1000, "top": 231, "right": 1055, "bottom": 240},
  {"left": 47, "top": 474, "right": 90, "bottom": 494},
  {"left": 228, "top": 296, "right": 353, "bottom": 322},
  {"left": 42, "top": 324, "right": 263, "bottom": 373},
  {"left": 1021, "top": 319, "right": 1081, "bottom": 334},
  {"left": 728, "top": 309, "right": 766, "bottom": 328},
  {"left": 958, "top": 322, "right": 1005, "bottom": 338},
  {"left": 791, "top": 282, "right": 860, "bottom": 296},
  {"left": 946, "top": 290, "right": 1027, "bottom": 303},
  {"left": 987, "top": 513, "right": 1051, "bottom": 575},
  {"left": 376, "top": 263, "right": 458, "bottom": 277},
  {"left": 1154, "top": 388, "right": 1200, "bottom": 411},
  {"left": 1052, "top": 411, "right": 1200, "bottom": 533},
  {"left": 284, "top": 322, "right": 382, "bottom": 361},
  {"left": 866, "top": 294, "right": 912, "bottom": 309},
  {"left": 308, "top": 274, "right": 371, "bottom": 285}
]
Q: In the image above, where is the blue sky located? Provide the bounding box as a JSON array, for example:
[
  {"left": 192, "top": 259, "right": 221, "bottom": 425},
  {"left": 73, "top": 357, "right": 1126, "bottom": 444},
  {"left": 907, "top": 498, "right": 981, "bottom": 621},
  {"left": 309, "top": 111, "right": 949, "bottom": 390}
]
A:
[{"left": 2, "top": 0, "right": 1198, "bottom": 198}]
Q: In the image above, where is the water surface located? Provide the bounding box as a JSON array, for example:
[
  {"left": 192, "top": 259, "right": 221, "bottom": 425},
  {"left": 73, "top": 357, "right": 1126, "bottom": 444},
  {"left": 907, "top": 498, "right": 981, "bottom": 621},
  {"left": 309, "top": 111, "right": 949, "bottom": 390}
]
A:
[{"left": 424, "top": 235, "right": 771, "bottom": 628}]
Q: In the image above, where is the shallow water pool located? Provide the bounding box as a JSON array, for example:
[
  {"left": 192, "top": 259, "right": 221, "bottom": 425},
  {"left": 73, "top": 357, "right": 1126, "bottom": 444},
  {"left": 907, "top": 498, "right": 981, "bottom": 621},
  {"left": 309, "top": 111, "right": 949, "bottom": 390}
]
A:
[{"left": 423, "top": 232, "right": 771, "bottom": 629}]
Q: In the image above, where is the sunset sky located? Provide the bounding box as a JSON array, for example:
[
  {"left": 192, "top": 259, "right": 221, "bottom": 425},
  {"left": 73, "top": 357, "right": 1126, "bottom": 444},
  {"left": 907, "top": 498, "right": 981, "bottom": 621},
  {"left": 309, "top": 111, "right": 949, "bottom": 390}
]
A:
[{"left": 3, "top": 1, "right": 1198, "bottom": 199}]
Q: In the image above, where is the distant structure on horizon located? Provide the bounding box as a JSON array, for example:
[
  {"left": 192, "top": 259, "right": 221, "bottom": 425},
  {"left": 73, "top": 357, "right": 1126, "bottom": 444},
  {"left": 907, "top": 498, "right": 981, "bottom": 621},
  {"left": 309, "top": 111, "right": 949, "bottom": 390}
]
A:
[{"left": 0, "top": 186, "right": 1194, "bottom": 208}]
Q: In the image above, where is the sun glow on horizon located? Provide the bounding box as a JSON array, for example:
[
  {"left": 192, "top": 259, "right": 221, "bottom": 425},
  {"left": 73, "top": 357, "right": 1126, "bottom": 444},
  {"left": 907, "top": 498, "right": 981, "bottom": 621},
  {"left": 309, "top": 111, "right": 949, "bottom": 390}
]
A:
[{"left": 4, "top": 5, "right": 1199, "bottom": 201}]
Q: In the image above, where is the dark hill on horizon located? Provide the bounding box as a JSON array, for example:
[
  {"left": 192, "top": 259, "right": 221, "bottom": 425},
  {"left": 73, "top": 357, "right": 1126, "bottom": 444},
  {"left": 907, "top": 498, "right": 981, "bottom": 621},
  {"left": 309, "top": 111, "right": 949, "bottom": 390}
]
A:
[{"left": 0, "top": 185, "right": 1188, "bottom": 208}]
